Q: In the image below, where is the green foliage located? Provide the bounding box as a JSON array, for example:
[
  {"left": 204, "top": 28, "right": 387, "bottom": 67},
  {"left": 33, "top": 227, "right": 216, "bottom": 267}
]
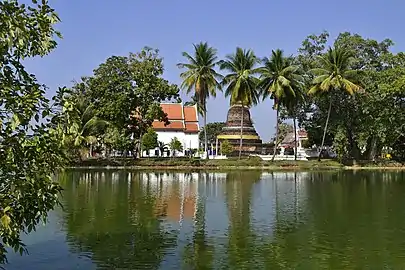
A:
[
  {"left": 142, "top": 128, "right": 158, "bottom": 153},
  {"left": 219, "top": 48, "right": 260, "bottom": 106},
  {"left": 178, "top": 42, "right": 222, "bottom": 156},
  {"left": 332, "top": 127, "right": 349, "bottom": 162},
  {"left": 220, "top": 140, "right": 233, "bottom": 156},
  {"left": 299, "top": 32, "right": 404, "bottom": 161},
  {"left": 219, "top": 48, "right": 260, "bottom": 158},
  {"left": 178, "top": 42, "right": 222, "bottom": 109},
  {"left": 272, "top": 123, "right": 294, "bottom": 145},
  {"left": 259, "top": 49, "right": 304, "bottom": 107},
  {"left": 169, "top": 137, "right": 183, "bottom": 156},
  {"left": 56, "top": 91, "right": 109, "bottom": 160},
  {"left": 301, "top": 139, "right": 312, "bottom": 149},
  {"left": 103, "top": 127, "right": 134, "bottom": 156},
  {"left": 309, "top": 46, "right": 361, "bottom": 96},
  {"left": 199, "top": 122, "right": 226, "bottom": 144},
  {"left": 157, "top": 141, "right": 169, "bottom": 157},
  {"left": 83, "top": 48, "right": 180, "bottom": 140},
  {"left": 184, "top": 95, "right": 205, "bottom": 116},
  {"left": 0, "top": 0, "right": 65, "bottom": 264},
  {"left": 258, "top": 50, "right": 304, "bottom": 160}
]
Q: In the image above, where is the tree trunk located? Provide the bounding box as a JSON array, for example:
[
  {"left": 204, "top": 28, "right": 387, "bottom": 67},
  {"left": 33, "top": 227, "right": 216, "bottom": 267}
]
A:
[
  {"left": 318, "top": 99, "right": 332, "bottom": 161},
  {"left": 138, "top": 132, "right": 143, "bottom": 158},
  {"left": 238, "top": 102, "right": 244, "bottom": 160},
  {"left": 369, "top": 137, "right": 377, "bottom": 161},
  {"left": 271, "top": 105, "right": 279, "bottom": 162},
  {"left": 89, "top": 144, "right": 93, "bottom": 158},
  {"left": 204, "top": 110, "right": 209, "bottom": 160},
  {"left": 294, "top": 116, "right": 298, "bottom": 161},
  {"left": 347, "top": 128, "right": 361, "bottom": 163}
]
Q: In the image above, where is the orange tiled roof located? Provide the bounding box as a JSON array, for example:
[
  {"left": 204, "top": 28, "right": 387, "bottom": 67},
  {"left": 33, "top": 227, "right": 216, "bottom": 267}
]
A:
[
  {"left": 185, "top": 122, "right": 199, "bottom": 133},
  {"left": 152, "top": 103, "right": 199, "bottom": 133},
  {"left": 152, "top": 121, "right": 184, "bottom": 130},
  {"left": 184, "top": 106, "right": 198, "bottom": 122},
  {"left": 161, "top": 103, "right": 183, "bottom": 120}
]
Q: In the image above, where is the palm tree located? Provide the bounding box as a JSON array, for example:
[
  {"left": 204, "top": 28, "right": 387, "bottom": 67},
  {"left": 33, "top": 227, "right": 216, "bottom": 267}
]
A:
[
  {"left": 157, "top": 141, "right": 168, "bottom": 157},
  {"left": 219, "top": 48, "right": 260, "bottom": 159},
  {"left": 309, "top": 46, "right": 361, "bottom": 161},
  {"left": 184, "top": 94, "right": 205, "bottom": 118},
  {"left": 66, "top": 96, "right": 109, "bottom": 158},
  {"left": 258, "top": 49, "right": 303, "bottom": 161},
  {"left": 177, "top": 42, "right": 222, "bottom": 159}
]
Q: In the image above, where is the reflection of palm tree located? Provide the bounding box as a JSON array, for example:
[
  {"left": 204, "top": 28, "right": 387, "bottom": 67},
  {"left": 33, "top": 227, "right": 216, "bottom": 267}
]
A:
[
  {"left": 61, "top": 171, "right": 178, "bottom": 269},
  {"left": 182, "top": 195, "right": 214, "bottom": 269},
  {"left": 224, "top": 171, "right": 261, "bottom": 269}
]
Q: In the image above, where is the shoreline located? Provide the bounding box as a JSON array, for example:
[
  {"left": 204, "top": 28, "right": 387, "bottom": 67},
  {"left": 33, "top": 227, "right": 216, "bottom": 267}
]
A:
[
  {"left": 65, "top": 157, "right": 404, "bottom": 171},
  {"left": 66, "top": 165, "right": 405, "bottom": 171}
]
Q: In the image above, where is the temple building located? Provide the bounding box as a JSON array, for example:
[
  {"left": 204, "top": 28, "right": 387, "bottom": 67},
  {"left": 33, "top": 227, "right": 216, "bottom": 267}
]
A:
[
  {"left": 217, "top": 104, "right": 263, "bottom": 156},
  {"left": 143, "top": 103, "right": 199, "bottom": 157}
]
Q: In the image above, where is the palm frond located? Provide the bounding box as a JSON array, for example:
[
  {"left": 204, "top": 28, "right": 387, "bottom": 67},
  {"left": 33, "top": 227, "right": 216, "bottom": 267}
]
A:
[
  {"left": 310, "top": 46, "right": 361, "bottom": 96},
  {"left": 178, "top": 42, "right": 221, "bottom": 111}
]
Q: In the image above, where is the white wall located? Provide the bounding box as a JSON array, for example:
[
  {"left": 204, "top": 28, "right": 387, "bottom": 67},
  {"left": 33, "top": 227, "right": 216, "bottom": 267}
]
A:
[
  {"left": 142, "top": 131, "right": 199, "bottom": 157},
  {"left": 184, "top": 133, "right": 199, "bottom": 149}
]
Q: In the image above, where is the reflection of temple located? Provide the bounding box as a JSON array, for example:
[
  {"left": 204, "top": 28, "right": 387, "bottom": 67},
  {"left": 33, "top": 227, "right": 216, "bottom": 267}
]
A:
[
  {"left": 144, "top": 173, "right": 199, "bottom": 223},
  {"left": 217, "top": 104, "right": 263, "bottom": 156}
]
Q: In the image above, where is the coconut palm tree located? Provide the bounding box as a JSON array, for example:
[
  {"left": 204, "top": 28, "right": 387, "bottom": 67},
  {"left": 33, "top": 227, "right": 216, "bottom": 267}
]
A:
[
  {"left": 67, "top": 96, "right": 109, "bottom": 158},
  {"left": 309, "top": 46, "right": 361, "bottom": 161},
  {"left": 184, "top": 94, "right": 205, "bottom": 117},
  {"left": 177, "top": 42, "right": 222, "bottom": 159},
  {"left": 219, "top": 48, "right": 260, "bottom": 159},
  {"left": 258, "top": 49, "right": 303, "bottom": 161}
]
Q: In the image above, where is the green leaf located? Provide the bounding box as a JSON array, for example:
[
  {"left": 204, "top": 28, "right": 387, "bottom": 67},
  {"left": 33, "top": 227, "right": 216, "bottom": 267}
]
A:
[
  {"left": 11, "top": 114, "right": 21, "bottom": 130},
  {"left": 1, "top": 215, "right": 11, "bottom": 229}
]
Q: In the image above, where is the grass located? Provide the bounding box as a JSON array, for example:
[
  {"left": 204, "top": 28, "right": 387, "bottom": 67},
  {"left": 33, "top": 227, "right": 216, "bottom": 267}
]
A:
[
  {"left": 71, "top": 156, "right": 397, "bottom": 170},
  {"left": 68, "top": 156, "right": 405, "bottom": 170}
]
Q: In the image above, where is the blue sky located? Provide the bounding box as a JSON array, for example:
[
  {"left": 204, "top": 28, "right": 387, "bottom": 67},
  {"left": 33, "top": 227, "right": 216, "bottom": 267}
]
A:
[{"left": 26, "top": 0, "right": 404, "bottom": 141}]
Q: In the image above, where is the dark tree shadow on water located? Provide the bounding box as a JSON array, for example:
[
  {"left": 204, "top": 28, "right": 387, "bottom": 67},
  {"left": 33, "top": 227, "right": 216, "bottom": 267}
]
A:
[{"left": 60, "top": 171, "right": 178, "bottom": 270}]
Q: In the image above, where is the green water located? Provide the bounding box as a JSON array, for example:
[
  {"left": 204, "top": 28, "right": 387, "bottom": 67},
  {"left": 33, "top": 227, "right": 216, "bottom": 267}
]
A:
[{"left": 5, "top": 170, "right": 405, "bottom": 269}]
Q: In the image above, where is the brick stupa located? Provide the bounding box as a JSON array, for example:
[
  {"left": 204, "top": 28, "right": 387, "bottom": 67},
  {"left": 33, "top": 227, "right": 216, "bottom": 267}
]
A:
[{"left": 217, "top": 104, "right": 262, "bottom": 156}]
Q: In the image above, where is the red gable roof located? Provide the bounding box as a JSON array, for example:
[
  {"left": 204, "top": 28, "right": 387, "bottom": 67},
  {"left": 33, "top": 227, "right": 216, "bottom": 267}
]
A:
[
  {"left": 160, "top": 103, "right": 183, "bottom": 120},
  {"left": 184, "top": 106, "right": 198, "bottom": 122},
  {"left": 152, "top": 103, "right": 199, "bottom": 133},
  {"left": 185, "top": 123, "right": 199, "bottom": 133},
  {"left": 152, "top": 121, "right": 184, "bottom": 130}
]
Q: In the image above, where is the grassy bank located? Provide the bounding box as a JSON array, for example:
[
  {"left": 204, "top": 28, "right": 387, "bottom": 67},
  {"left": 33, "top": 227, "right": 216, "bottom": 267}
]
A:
[{"left": 68, "top": 157, "right": 404, "bottom": 170}]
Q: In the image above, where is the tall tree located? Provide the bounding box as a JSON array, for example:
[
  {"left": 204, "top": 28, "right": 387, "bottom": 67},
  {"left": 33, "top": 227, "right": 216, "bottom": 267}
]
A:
[
  {"left": 258, "top": 49, "right": 303, "bottom": 161},
  {"left": 84, "top": 48, "right": 179, "bottom": 157},
  {"left": 184, "top": 94, "right": 206, "bottom": 117},
  {"left": 309, "top": 46, "right": 361, "bottom": 161},
  {"left": 141, "top": 128, "right": 159, "bottom": 156},
  {"left": 177, "top": 42, "right": 222, "bottom": 159},
  {"left": 0, "top": 0, "right": 66, "bottom": 263},
  {"left": 219, "top": 48, "right": 260, "bottom": 159}
]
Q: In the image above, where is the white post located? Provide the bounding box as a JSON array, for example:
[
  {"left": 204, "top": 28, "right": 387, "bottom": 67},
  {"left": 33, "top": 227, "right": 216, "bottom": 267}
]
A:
[{"left": 215, "top": 138, "right": 219, "bottom": 157}]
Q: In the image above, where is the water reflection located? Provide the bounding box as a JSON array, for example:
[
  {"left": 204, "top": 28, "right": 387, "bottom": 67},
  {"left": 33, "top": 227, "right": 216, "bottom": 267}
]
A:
[{"left": 7, "top": 170, "right": 405, "bottom": 269}]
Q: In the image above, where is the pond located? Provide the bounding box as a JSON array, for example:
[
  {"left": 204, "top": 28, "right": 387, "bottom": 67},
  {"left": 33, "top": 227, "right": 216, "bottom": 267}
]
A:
[{"left": 5, "top": 170, "right": 405, "bottom": 269}]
